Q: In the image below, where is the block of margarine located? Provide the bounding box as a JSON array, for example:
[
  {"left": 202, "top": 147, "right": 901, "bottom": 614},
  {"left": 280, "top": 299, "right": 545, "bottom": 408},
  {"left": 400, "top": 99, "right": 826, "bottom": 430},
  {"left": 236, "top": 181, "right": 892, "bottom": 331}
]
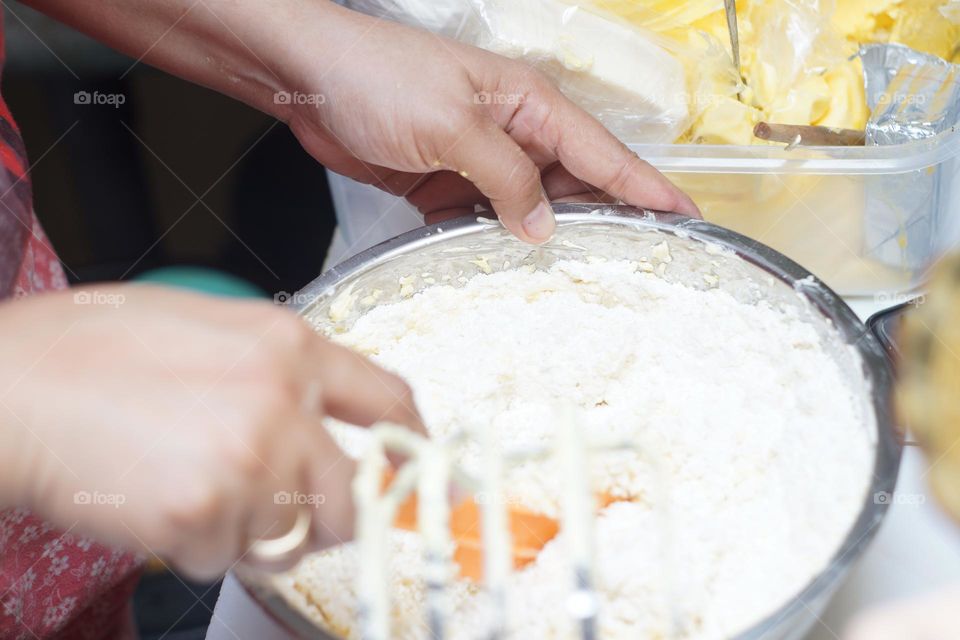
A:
[{"left": 474, "top": 0, "right": 689, "bottom": 142}]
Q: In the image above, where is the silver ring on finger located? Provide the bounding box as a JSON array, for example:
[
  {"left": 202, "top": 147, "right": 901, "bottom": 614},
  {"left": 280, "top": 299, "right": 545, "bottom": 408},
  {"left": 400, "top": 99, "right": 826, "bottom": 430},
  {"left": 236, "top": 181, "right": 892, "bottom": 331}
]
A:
[{"left": 246, "top": 506, "right": 312, "bottom": 567}]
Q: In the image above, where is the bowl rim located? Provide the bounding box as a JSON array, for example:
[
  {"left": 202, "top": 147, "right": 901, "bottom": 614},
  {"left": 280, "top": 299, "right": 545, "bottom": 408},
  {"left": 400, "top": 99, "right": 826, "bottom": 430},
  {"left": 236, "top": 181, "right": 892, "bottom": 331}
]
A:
[{"left": 243, "top": 204, "right": 903, "bottom": 640}]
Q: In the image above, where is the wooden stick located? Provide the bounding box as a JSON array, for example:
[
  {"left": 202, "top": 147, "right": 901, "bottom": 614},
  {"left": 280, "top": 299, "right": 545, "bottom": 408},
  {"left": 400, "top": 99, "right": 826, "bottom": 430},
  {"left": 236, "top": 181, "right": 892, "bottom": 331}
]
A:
[{"left": 753, "top": 122, "right": 866, "bottom": 146}]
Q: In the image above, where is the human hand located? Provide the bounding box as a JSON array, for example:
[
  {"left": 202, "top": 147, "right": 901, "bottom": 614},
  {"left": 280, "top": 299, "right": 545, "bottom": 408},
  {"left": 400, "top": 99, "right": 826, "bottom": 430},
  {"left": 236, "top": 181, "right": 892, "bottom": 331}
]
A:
[
  {"left": 276, "top": 2, "right": 700, "bottom": 243},
  {"left": 0, "top": 285, "right": 421, "bottom": 580},
  {"left": 19, "top": 0, "right": 697, "bottom": 245}
]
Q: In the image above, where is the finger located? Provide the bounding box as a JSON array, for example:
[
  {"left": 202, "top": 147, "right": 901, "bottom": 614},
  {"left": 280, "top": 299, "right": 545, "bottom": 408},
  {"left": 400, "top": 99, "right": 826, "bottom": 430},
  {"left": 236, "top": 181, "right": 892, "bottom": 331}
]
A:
[
  {"left": 540, "top": 162, "right": 610, "bottom": 201},
  {"left": 240, "top": 416, "right": 356, "bottom": 571},
  {"left": 553, "top": 192, "right": 618, "bottom": 205},
  {"left": 417, "top": 163, "right": 609, "bottom": 218},
  {"left": 449, "top": 123, "right": 555, "bottom": 243},
  {"left": 294, "top": 118, "right": 420, "bottom": 196},
  {"left": 424, "top": 207, "right": 476, "bottom": 225},
  {"left": 304, "top": 422, "right": 357, "bottom": 551},
  {"left": 407, "top": 171, "right": 489, "bottom": 215},
  {"left": 311, "top": 339, "right": 426, "bottom": 436},
  {"left": 334, "top": 162, "right": 426, "bottom": 198},
  {"left": 243, "top": 422, "right": 313, "bottom": 543},
  {"left": 515, "top": 94, "right": 700, "bottom": 218},
  {"left": 163, "top": 496, "right": 246, "bottom": 581},
  {"left": 238, "top": 428, "right": 314, "bottom": 573},
  {"left": 297, "top": 124, "right": 387, "bottom": 185},
  {"left": 423, "top": 163, "right": 614, "bottom": 225}
]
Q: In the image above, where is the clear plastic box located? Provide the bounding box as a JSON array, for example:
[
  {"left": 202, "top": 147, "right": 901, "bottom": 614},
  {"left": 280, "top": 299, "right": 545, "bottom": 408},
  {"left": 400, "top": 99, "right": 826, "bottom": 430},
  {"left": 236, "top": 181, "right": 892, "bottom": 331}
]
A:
[{"left": 328, "top": 128, "right": 960, "bottom": 297}]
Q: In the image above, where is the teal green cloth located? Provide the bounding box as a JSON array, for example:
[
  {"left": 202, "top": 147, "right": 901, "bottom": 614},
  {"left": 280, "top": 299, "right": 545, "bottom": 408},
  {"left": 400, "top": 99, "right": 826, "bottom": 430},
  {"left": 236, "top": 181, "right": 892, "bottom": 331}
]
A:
[{"left": 134, "top": 267, "right": 264, "bottom": 299}]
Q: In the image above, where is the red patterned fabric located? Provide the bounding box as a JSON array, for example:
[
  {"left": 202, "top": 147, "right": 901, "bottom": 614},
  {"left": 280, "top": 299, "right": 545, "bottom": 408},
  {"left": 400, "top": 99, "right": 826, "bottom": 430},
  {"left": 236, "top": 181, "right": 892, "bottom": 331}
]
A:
[{"left": 0, "top": 13, "right": 142, "bottom": 639}]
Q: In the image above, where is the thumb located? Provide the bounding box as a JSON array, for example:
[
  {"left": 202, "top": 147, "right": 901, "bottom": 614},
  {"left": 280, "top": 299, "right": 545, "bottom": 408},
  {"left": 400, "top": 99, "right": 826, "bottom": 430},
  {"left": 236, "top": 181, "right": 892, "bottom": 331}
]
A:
[{"left": 448, "top": 123, "right": 555, "bottom": 243}]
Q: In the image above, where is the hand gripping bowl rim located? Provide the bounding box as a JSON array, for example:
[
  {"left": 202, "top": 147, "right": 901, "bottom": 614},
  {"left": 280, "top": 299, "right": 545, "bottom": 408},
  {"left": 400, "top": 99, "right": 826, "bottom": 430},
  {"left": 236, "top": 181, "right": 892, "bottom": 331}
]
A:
[{"left": 237, "top": 204, "right": 902, "bottom": 640}]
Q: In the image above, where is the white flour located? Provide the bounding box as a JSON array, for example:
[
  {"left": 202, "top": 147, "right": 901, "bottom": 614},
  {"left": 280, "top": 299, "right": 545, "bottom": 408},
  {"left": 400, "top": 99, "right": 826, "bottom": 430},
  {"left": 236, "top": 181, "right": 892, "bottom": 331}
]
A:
[{"left": 295, "top": 257, "right": 875, "bottom": 639}]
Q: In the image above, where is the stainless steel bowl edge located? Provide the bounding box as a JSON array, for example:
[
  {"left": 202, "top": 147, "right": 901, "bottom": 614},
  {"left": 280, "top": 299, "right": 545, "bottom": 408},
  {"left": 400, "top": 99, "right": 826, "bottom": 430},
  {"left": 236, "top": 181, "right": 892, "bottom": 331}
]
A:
[{"left": 247, "top": 204, "right": 902, "bottom": 640}]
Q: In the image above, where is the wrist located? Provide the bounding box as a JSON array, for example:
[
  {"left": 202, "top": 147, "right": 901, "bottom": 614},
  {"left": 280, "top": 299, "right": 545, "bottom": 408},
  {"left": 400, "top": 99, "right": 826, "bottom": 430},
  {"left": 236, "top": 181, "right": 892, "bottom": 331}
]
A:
[
  {"left": 165, "top": 0, "right": 303, "bottom": 119},
  {"left": 262, "top": 0, "right": 369, "bottom": 122},
  {"left": 176, "top": 0, "right": 361, "bottom": 122}
]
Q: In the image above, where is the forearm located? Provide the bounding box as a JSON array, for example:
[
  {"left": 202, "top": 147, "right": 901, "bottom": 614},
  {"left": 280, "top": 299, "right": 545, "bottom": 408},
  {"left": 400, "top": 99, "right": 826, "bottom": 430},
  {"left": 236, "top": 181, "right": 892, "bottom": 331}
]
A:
[{"left": 20, "top": 0, "right": 357, "bottom": 120}]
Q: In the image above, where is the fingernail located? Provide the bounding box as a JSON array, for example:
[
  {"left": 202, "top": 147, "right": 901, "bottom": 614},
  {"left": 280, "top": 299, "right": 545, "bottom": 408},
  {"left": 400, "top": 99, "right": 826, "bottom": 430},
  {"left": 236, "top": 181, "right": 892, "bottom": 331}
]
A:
[{"left": 522, "top": 202, "right": 555, "bottom": 242}]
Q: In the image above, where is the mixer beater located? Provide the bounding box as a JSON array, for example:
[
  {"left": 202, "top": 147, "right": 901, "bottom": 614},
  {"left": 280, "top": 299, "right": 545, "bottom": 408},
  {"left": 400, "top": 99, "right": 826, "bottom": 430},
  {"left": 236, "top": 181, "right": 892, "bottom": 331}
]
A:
[{"left": 351, "top": 406, "right": 629, "bottom": 640}]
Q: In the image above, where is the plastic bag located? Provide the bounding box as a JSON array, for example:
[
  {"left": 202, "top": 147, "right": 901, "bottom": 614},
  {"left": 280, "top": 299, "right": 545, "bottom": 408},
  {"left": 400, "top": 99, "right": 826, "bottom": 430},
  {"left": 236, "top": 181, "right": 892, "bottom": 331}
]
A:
[
  {"left": 585, "top": 0, "right": 723, "bottom": 34},
  {"left": 580, "top": 0, "right": 848, "bottom": 142},
  {"left": 861, "top": 43, "right": 960, "bottom": 269},
  {"left": 470, "top": 0, "right": 694, "bottom": 142},
  {"left": 337, "top": 0, "right": 475, "bottom": 37},
  {"left": 341, "top": 0, "right": 698, "bottom": 143}
]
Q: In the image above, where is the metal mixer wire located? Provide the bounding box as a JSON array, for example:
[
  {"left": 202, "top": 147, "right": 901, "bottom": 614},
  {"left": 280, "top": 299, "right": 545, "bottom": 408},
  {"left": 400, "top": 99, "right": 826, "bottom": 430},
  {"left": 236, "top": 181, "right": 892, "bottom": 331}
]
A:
[{"left": 351, "top": 406, "right": 644, "bottom": 640}]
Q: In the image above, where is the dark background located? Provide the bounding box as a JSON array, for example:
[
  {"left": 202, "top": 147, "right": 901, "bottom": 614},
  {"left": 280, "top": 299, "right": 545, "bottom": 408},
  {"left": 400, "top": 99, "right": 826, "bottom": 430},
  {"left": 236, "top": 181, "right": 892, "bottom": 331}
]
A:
[
  {"left": 3, "top": 0, "right": 338, "bottom": 297},
  {"left": 3, "top": 2, "right": 342, "bottom": 636}
]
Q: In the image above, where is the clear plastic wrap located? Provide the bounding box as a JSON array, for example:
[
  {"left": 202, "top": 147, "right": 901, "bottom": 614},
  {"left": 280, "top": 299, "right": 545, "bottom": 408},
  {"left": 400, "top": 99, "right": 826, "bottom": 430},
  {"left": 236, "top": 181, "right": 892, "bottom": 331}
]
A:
[
  {"left": 337, "top": 0, "right": 475, "bottom": 38},
  {"left": 327, "top": 0, "right": 960, "bottom": 297},
  {"left": 944, "top": 0, "right": 960, "bottom": 24},
  {"left": 860, "top": 43, "right": 960, "bottom": 270},
  {"left": 574, "top": 0, "right": 742, "bottom": 144},
  {"left": 468, "top": 0, "right": 695, "bottom": 142},
  {"left": 832, "top": 0, "right": 960, "bottom": 63},
  {"left": 579, "top": 0, "right": 872, "bottom": 141},
  {"left": 863, "top": 43, "right": 960, "bottom": 145},
  {"left": 341, "top": 0, "right": 708, "bottom": 143}
]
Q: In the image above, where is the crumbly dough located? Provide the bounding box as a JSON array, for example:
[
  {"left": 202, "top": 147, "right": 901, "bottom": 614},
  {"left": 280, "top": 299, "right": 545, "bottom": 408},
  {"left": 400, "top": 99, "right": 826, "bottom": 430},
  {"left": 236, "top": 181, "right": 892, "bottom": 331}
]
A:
[{"left": 295, "top": 258, "right": 875, "bottom": 639}]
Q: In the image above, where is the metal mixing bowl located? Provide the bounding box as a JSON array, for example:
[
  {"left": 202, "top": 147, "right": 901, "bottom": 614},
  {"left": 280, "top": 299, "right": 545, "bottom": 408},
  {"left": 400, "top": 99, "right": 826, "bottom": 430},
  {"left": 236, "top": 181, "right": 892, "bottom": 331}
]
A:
[{"left": 236, "top": 204, "right": 902, "bottom": 640}]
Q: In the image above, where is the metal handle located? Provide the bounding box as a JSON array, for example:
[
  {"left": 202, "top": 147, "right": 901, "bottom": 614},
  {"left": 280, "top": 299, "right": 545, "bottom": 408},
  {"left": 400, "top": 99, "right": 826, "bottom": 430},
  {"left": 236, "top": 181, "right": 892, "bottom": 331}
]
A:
[
  {"left": 866, "top": 300, "right": 918, "bottom": 362},
  {"left": 866, "top": 300, "right": 922, "bottom": 447},
  {"left": 724, "top": 0, "right": 742, "bottom": 80}
]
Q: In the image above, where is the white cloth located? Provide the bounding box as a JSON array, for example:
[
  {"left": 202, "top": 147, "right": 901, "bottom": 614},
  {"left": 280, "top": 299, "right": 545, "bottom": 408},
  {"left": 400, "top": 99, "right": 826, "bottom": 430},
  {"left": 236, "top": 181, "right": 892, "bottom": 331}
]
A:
[
  {"left": 326, "top": 170, "right": 424, "bottom": 263},
  {"left": 205, "top": 573, "right": 292, "bottom": 640}
]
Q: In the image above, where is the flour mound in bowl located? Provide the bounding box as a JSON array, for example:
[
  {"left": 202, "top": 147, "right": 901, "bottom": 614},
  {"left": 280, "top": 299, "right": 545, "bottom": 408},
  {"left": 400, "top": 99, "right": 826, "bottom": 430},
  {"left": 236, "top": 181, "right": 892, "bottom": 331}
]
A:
[{"left": 295, "top": 256, "right": 876, "bottom": 639}]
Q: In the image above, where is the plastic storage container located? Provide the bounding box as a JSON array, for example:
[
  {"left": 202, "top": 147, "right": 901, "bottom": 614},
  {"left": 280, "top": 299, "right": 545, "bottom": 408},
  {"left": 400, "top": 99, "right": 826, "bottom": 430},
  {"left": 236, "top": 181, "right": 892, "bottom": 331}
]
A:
[{"left": 328, "top": 128, "right": 960, "bottom": 297}]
